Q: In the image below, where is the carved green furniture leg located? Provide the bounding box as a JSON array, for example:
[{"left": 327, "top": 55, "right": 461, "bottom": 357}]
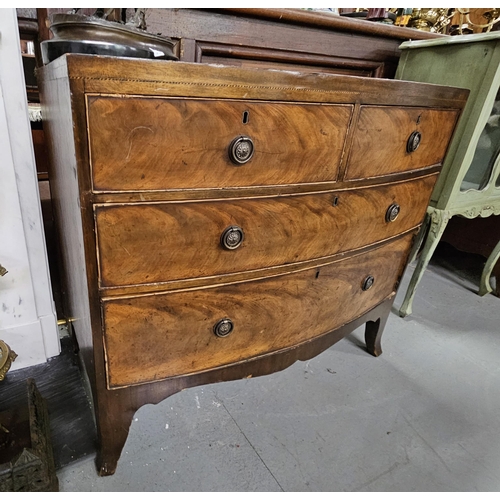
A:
[
  {"left": 479, "top": 239, "right": 500, "bottom": 296},
  {"left": 399, "top": 208, "right": 452, "bottom": 317},
  {"left": 407, "top": 211, "right": 431, "bottom": 265}
]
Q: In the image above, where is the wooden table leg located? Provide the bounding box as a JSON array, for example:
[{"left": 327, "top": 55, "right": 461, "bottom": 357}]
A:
[{"left": 95, "top": 397, "right": 136, "bottom": 477}]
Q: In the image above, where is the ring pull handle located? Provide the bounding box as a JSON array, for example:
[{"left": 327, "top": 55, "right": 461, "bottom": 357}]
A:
[
  {"left": 386, "top": 203, "right": 400, "bottom": 223},
  {"left": 221, "top": 225, "right": 244, "bottom": 250},
  {"left": 407, "top": 131, "right": 421, "bottom": 153},
  {"left": 213, "top": 318, "right": 234, "bottom": 338},
  {"left": 362, "top": 275, "right": 375, "bottom": 291},
  {"left": 229, "top": 136, "right": 254, "bottom": 165}
]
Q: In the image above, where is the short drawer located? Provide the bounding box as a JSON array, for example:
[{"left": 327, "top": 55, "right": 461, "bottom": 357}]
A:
[
  {"left": 87, "top": 96, "right": 352, "bottom": 191},
  {"left": 345, "top": 106, "right": 459, "bottom": 180},
  {"left": 95, "top": 174, "right": 436, "bottom": 288},
  {"left": 102, "top": 233, "right": 413, "bottom": 388}
]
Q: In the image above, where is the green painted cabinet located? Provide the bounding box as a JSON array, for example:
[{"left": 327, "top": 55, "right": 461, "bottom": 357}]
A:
[{"left": 396, "top": 33, "right": 500, "bottom": 316}]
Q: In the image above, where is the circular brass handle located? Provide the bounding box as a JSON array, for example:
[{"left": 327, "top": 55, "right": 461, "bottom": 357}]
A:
[
  {"left": 221, "top": 225, "right": 244, "bottom": 250},
  {"left": 386, "top": 203, "right": 400, "bottom": 223},
  {"left": 214, "top": 318, "right": 234, "bottom": 338},
  {"left": 407, "top": 131, "right": 421, "bottom": 153},
  {"left": 229, "top": 136, "right": 254, "bottom": 165},
  {"left": 362, "top": 275, "right": 375, "bottom": 291}
]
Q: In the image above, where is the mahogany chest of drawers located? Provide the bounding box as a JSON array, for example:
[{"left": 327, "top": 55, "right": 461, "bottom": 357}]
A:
[{"left": 38, "top": 54, "right": 467, "bottom": 475}]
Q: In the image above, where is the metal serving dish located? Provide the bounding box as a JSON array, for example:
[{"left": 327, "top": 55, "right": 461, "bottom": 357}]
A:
[{"left": 41, "top": 13, "right": 177, "bottom": 64}]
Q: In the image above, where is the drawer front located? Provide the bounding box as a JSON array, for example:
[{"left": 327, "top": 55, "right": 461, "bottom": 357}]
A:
[
  {"left": 95, "top": 174, "right": 436, "bottom": 288},
  {"left": 103, "top": 234, "right": 413, "bottom": 388},
  {"left": 345, "top": 106, "right": 459, "bottom": 180},
  {"left": 87, "top": 96, "right": 352, "bottom": 191}
]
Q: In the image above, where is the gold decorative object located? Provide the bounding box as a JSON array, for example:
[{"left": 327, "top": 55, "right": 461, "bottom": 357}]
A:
[
  {"left": 0, "top": 340, "right": 18, "bottom": 381},
  {"left": 455, "top": 8, "right": 500, "bottom": 34},
  {"left": 393, "top": 8, "right": 413, "bottom": 27},
  {"left": 407, "top": 8, "right": 456, "bottom": 33},
  {"left": 0, "top": 263, "right": 8, "bottom": 276},
  {"left": 0, "top": 379, "right": 59, "bottom": 491},
  {"left": 339, "top": 8, "right": 500, "bottom": 34}
]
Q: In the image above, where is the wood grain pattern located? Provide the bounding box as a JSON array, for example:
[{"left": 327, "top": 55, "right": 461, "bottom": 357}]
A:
[
  {"left": 195, "top": 43, "right": 388, "bottom": 75},
  {"left": 98, "top": 229, "right": 417, "bottom": 299},
  {"left": 37, "top": 53, "right": 469, "bottom": 476},
  {"left": 345, "top": 106, "right": 460, "bottom": 180},
  {"left": 209, "top": 8, "right": 445, "bottom": 41},
  {"left": 144, "top": 8, "right": 441, "bottom": 79},
  {"left": 58, "top": 55, "right": 469, "bottom": 109},
  {"left": 96, "top": 295, "right": 396, "bottom": 475},
  {"left": 91, "top": 166, "right": 442, "bottom": 205},
  {"left": 196, "top": 41, "right": 385, "bottom": 78},
  {"left": 200, "top": 54, "right": 376, "bottom": 78},
  {"left": 88, "top": 96, "right": 352, "bottom": 191},
  {"left": 102, "top": 233, "right": 413, "bottom": 388},
  {"left": 95, "top": 174, "right": 436, "bottom": 288}
]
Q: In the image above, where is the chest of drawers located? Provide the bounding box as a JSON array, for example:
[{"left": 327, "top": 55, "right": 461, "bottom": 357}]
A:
[{"left": 38, "top": 54, "right": 467, "bottom": 476}]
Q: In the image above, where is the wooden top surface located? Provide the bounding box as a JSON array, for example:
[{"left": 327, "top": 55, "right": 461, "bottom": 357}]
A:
[
  {"left": 40, "top": 54, "right": 469, "bottom": 108},
  {"left": 210, "top": 8, "right": 445, "bottom": 41}
]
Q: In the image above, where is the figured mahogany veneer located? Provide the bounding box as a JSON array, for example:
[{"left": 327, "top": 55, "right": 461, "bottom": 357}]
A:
[
  {"left": 38, "top": 54, "right": 467, "bottom": 476},
  {"left": 346, "top": 106, "right": 460, "bottom": 180},
  {"left": 95, "top": 174, "right": 437, "bottom": 289},
  {"left": 88, "top": 97, "right": 352, "bottom": 191},
  {"left": 103, "top": 234, "right": 413, "bottom": 388}
]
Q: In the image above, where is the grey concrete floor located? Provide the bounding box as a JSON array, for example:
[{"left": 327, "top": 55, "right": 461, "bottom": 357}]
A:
[{"left": 57, "top": 245, "right": 500, "bottom": 491}]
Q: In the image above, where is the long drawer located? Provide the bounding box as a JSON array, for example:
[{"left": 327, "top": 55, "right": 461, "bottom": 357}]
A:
[
  {"left": 102, "top": 233, "right": 413, "bottom": 388},
  {"left": 87, "top": 96, "right": 352, "bottom": 191},
  {"left": 95, "top": 174, "right": 436, "bottom": 288},
  {"left": 345, "top": 106, "right": 459, "bottom": 180}
]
